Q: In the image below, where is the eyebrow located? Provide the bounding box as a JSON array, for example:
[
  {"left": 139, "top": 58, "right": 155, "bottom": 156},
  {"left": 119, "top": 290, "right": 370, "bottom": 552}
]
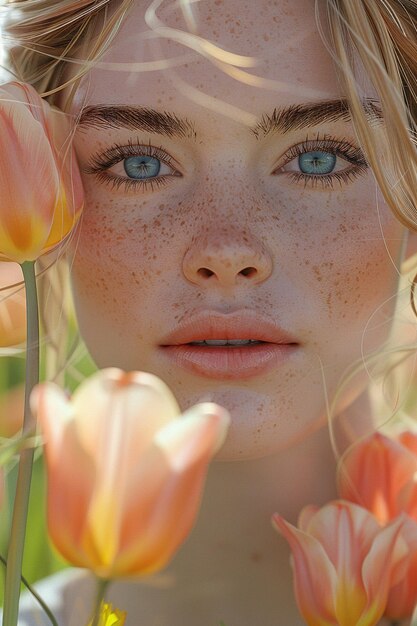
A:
[
  {"left": 252, "top": 98, "right": 383, "bottom": 138},
  {"left": 77, "top": 98, "right": 382, "bottom": 139},
  {"left": 78, "top": 105, "right": 197, "bottom": 139}
]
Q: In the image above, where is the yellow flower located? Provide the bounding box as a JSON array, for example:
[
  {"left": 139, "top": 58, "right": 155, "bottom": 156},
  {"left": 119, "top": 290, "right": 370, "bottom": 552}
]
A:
[{"left": 88, "top": 602, "right": 126, "bottom": 626}]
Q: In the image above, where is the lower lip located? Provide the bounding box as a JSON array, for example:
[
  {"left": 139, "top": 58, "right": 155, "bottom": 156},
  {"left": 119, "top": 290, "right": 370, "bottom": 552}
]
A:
[{"left": 159, "top": 343, "right": 298, "bottom": 380}]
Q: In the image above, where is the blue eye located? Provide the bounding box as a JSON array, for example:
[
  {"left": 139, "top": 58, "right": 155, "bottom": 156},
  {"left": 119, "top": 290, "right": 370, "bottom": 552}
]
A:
[
  {"left": 276, "top": 138, "right": 368, "bottom": 188},
  {"left": 298, "top": 151, "right": 337, "bottom": 175},
  {"left": 124, "top": 155, "right": 161, "bottom": 179},
  {"left": 84, "top": 142, "right": 181, "bottom": 193}
]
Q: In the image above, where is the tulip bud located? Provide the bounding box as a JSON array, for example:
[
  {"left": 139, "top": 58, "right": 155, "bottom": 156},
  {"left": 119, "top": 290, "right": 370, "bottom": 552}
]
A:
[
  {"left": 0, "top": 82, "right": 84, "bottom": 263},
  {"left": 31, "top": 368, "right": 230, "bottom": 579}
]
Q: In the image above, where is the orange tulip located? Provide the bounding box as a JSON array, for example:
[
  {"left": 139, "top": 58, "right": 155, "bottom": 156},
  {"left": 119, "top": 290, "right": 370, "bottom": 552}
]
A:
[
  {"left": 0, "top": 81, "right": 84, "bottom": 263},
  {"left": 0, "top": 262, "right": 26, "bottom": 349},
  {"left": 272, "top": 501, "right": 407, "bottom": 626},
  {"left": 337, "top": 432, "right": 417, "bottom": 525},
  {"left": 31, "top": 368, "right": 230, "bottom": 579}
]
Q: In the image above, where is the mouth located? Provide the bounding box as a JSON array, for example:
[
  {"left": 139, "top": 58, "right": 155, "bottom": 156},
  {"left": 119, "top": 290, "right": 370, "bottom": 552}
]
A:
[
  {"left": 188, "top": 339, "right": 265, "bottom": 346},
  {"left": 159, "top": 312, "right": 299, "bottom": 380}
]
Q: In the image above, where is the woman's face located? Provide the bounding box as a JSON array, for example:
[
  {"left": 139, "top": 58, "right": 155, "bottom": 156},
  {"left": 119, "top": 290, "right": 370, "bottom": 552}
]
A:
[{"left": 67, "top": 0, "right": 409, "bottom": 461}]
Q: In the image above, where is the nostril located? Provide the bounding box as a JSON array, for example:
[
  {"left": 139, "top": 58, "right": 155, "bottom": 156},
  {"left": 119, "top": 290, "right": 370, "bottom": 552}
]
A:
[
  {"left": 240, "top": 267, "right": 257, "bottom": 277},
  {"left": 197, "top": 267, "right": 215, "bottom": 279}
]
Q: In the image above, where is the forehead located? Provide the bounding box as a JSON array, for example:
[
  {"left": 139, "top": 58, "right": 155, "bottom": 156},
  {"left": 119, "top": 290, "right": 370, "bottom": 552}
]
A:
[{"left": 71, "top": 0, "right": 352, "bottom": 121}]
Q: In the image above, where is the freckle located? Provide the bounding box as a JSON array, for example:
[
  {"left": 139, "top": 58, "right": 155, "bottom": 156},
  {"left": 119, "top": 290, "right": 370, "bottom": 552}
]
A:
[
  {"left": 250, "top": 552, "right": 262, "bottom": 563},
  {"left": 312, "top": 265, "right": 322, "bottom": 281}
]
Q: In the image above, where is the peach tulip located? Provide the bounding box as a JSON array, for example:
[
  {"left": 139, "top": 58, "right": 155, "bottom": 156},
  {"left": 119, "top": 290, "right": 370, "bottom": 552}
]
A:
[
  {"left": 0, "top": 81, "right": 84, "bottom": 263},
  {"left": 337, "top": 432, "right": 417, "bottom": 525},
  {"left": 272, "top": 500, "right": 407, "bottom": 626},
  {"left": 31, "top": 368, "right": 230, "bottom": 579},
  {"left": 0, "top": 262, "right": 26, "bottom": 349}
]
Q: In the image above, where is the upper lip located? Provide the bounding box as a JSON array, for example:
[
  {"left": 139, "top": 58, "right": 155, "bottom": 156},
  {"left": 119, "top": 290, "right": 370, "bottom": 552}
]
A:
[{"left": 159, "top": 311, "right": 299, "bottom": 346}]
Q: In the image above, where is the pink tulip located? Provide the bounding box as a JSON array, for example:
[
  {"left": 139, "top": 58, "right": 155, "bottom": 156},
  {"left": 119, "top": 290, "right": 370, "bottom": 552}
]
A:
[
  {"left": 337, "top": 432, "right": 417, "bottom": 525},
  {"left": 0, "top": 82, "right": 84, "bottom": 263},
  {"left": 272, "top": 501, "right": 407, "bottom": 626},
  {"left": 31, "top": 368, "right": 230, "bottom": 579}
]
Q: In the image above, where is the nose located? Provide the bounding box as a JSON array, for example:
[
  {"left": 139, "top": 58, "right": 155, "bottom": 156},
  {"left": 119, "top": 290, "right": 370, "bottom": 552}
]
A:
[{"left": 182, "top": 230, "right": 273, "bottom": 288}]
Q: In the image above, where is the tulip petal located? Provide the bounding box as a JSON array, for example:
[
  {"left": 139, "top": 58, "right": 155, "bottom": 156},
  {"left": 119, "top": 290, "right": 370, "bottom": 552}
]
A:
[
  {"left": 289, "top": 502, "right": 380, "bottom": 626},
  {"left": 72, "top": 369, "right": 180, "bottom": 463},
  {"left": 31, "top": 383, "right": 97, "bottom": 568},
  {"left": 30, "top": 383, "right": 73, "bottom": 465},
  {"left": 359, "top": 516, "right": 407, "bottom": 625},
  {"left": 384, "top": 517, "right": 417, "bottom": 619},
  {"left": 69, "top": 369, "right": 180, "bottom": 571},
  {"left": 298, "top": 504, "right": 320, "bottom": 531},
  {"left": 0, "top": 105, "right": 59, "bottom": 260},
  {"left": 153, "top": 402, "right": 230, "bottom": 471},
  {"left": 272, "top": 514, "right": 338, "bottom": 626},
  {"left": 305, "top": 501, "right": 379, "bottom": 575},
  {"left": 337, "top": 433, "right": 417, "bottom": 524},
  {"left": 111, "top": 405, "right": 229, "bottom": 577}
]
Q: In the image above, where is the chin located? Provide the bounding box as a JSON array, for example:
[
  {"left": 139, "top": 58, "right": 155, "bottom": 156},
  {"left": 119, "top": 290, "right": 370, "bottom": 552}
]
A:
[{"left": 173, "top": 384, "right": 318, "bottom": 461}]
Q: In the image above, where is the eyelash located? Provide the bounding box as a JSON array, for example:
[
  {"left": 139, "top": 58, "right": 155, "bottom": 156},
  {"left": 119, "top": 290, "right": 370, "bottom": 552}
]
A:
[
  {"left": 277, "top": 135, "right": 368, "bottom": 189},
  {"left": 83, "top": 139, "right": 178, "bottom": 193},
  {"left": 83, "top": 134, "right": 368, "bottom": 193}
]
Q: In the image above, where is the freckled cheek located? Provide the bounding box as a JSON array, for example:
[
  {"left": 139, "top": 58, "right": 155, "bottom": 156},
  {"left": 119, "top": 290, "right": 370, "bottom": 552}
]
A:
[
  {"left": 270, "top": 194, "right": 403, "bottom": 329},
  {"left": 70, "top": 196, "right": 172, "bottom": 316}
]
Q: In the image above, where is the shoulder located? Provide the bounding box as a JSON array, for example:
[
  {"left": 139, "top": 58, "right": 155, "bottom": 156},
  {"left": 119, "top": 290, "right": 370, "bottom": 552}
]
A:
[{"left": 0, "top": 568, "right": 95, "bottom": 626}]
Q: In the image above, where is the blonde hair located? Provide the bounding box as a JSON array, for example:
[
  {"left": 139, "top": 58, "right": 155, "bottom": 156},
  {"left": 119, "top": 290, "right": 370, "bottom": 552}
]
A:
[{"left": 1, "top": 0, "right": 417, "bottom": 386}]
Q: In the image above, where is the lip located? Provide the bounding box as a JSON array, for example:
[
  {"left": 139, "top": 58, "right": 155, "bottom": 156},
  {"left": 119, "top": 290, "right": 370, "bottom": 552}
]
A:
[{"left": 159, "top": 311, "right": 299, "bottom": 380}]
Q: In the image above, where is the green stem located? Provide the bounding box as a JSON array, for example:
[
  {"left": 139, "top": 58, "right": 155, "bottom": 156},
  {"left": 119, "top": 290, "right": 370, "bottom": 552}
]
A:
[
  {"left": 0, "top": 555, "right": 58, "bottom": 626},
  {"left": 3, "top": 261, "right": 39, "bottom": 626},
  {"left": 90, "top": 579, "right": 109, "bottom": 626}
]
